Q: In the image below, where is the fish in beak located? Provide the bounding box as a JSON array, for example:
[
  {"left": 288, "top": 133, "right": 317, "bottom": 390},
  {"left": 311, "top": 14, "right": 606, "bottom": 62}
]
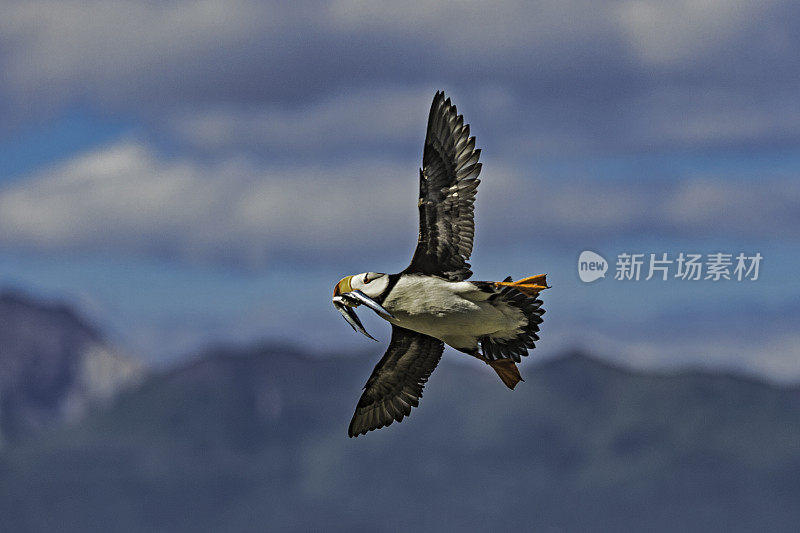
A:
[
  {"left": 333, "top": 295, "right": 377, "bottom": 341},
  {"left": 332, "top": 275, "right": 394, "bottom": 341}
]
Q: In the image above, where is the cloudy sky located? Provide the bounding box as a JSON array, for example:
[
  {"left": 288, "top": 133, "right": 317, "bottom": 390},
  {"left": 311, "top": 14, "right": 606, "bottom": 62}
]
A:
[{"left": 1, "top": 0, "right": 798, "bottom": 380}]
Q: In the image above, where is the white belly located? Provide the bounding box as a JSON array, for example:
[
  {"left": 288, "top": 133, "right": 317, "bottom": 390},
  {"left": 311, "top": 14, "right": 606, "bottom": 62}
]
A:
[{"left": 381, "top": 275, "right": 525, "bottom": 348}]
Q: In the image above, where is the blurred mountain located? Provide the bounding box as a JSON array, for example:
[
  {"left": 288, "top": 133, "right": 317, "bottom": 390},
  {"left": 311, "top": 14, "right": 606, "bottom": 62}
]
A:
[
  {"left": 0, "top": 291, "right": 145, "bottom": 444},
  {"left": 1, "top": 340, "right": 799, "bottom": 532}
]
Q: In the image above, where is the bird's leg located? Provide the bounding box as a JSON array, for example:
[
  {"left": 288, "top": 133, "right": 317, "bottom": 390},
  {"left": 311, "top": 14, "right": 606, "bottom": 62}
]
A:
[{"left": 494, "top": 274, "right": 549, "bottom": 297}]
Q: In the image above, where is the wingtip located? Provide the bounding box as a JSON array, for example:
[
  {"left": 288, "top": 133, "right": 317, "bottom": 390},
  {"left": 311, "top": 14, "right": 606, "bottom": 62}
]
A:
[{"left": 348, "top": 418, "right": 364, "bottom": 438}]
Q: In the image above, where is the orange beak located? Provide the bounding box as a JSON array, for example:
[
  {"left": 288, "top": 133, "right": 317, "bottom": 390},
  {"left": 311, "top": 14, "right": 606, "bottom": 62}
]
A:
[
  {"left": 333, "top": 275, "right": 353, "bottom": 297},
  {"left": 332, "top": 275, "right": 378, "bottom": 341}
]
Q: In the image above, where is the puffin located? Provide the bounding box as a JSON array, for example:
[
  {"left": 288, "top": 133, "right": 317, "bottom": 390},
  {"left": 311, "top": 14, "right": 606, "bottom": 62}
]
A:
[{"left": 333, "top": 91, "right": 549, "bottom": 437}]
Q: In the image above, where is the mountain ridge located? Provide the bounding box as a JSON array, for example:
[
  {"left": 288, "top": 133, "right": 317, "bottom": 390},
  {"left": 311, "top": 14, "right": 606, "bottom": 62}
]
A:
[
  {"left": 2, "top": 291, "right": 800, "bottom": 531},
  {"left": 0, "top": 289, "right": 145, "bottom": 443}
]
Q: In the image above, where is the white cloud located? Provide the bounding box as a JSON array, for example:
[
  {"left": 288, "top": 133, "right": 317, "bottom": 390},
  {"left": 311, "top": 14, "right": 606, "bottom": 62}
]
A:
[
  {"left": 0, "top": 140, "right": 417, "bottom": 267},
  {"left": 626, "top": 85, "right": 800, "bottom": 147},
  {"left": 615, "top": 0, "right": 761, "bottom": 67},
  {"left": 1, "top": 0, "right": 269, "bottom": 106},
  {"left": 480, "top": 160, "right": 800, "bottom": 241},
  {"left": 661, "top": 178, "right": 800, "bottom": 236},
  {"left": 577, "top": 328, "right": 800, "bottom": 384},
  {"left": 326, "top": 0, "right": 620, "bottom": 60},
  {"left": 166, "top": 86, "right": 434, "bottom": 151},
  {"left": 1, "top": 141, "right": 796, "bottom": 268}
]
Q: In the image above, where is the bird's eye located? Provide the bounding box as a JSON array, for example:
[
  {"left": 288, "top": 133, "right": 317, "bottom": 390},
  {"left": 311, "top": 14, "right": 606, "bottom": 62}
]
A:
[{"left": 363, "top": 274, "right": 370, "bottom": 284}]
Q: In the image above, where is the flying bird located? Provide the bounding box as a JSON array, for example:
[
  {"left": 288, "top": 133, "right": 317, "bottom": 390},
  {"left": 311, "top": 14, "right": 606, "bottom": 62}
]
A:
[{"left": 333, "top": 91, "right": 549, "bottom": 437}]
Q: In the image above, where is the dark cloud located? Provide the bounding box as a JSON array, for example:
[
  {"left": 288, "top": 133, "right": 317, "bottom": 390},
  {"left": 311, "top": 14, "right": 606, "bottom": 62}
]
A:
[{"left": 2, "top": 0, "right": 800, "bottom": 153}]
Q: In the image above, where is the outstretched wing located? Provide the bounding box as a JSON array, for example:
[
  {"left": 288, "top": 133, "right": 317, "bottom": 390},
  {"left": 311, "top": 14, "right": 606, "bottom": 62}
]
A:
[
  {"left": 403, "top": 91, "right": 482, "bottom": 281},
  {"left": 348, "top": 325, "right": 444, "bottom": 437}
]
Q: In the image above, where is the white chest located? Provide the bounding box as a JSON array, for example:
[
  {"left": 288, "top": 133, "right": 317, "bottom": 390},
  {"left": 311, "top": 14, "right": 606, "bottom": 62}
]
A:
[{"left": 381, "top": 275, "right": 522, "bottom": 340}]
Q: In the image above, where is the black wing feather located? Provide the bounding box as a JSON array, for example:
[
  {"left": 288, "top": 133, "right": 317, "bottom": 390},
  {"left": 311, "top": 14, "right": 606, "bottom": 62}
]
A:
[
  {"left": 348, "top": 325, "right": 444, "bottom": 437},
  {"left": 403, "top": 91, "right": 482, "bottom": 281}
]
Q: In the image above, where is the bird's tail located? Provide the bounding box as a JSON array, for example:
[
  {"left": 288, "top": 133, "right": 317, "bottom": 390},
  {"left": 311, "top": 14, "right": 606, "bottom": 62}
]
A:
[
  {"left": 478, "top": 273, "right": 548, "bottom": 362},
  {"left": 473, "top": 273, "right": 549, "bottom": 390},
  {"left": 467, "top": 274, "right": 549, "bottom": 389}
]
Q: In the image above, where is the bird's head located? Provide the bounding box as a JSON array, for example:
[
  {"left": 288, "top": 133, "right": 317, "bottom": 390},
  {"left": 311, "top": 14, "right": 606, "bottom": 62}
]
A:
[
  {"left": 332, "top": 272, "right": 392, "bottom": 341},
  {"left": 335, "top": 272, "right": 389, "bottom": 299}
]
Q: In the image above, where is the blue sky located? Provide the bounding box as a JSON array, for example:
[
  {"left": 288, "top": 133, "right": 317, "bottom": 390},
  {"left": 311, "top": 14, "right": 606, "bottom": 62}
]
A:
[{"left": 1, "top": 0, "right": 799, "bottom": 380}]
